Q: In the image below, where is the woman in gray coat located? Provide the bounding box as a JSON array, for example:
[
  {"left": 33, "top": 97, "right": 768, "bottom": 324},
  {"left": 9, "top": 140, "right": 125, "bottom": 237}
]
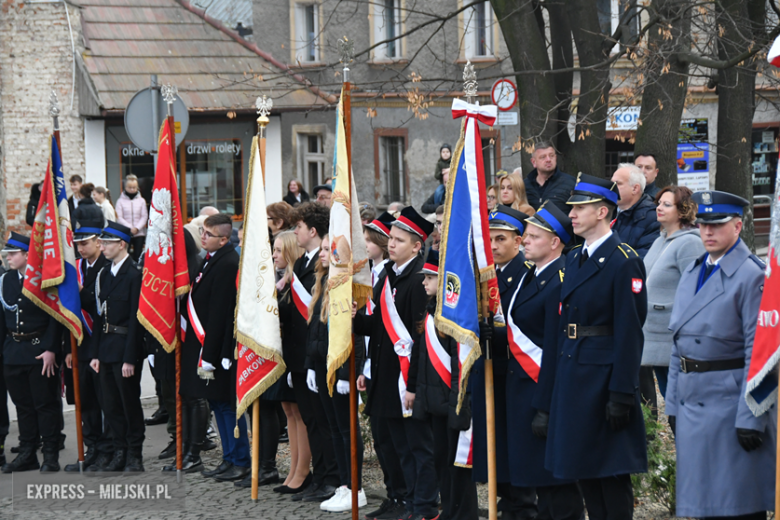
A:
[{"left": 641, "top": 185, "right": 704, "bottom": 402}]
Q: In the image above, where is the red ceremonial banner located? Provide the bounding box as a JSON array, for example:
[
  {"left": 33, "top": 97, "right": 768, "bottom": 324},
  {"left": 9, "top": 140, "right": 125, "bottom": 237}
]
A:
[
  {"left": 236, "top": 343, "right": 278, "bottom": 411},
  {"left": 137, "top": 119, "right": 190, "bottom": 352}
]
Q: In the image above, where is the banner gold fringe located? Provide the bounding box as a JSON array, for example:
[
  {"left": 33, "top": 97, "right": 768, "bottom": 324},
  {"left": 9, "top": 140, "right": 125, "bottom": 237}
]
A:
[
  {"left": 351, "top": 283, "right": 373, "bottom": 314},
  {"left": 21, "top": 287, "right": 83, "bottom": 345},
  {"left": 137, "top": 312, "right": 178, "bottom": 353},
  {"left": 479, "top": 266, "right": 497, "bottom": 283},
  {"left": 197, "top": 367, "right": 214, "bottom": 380},
  {"left": 235, "top": 358, "right": 286, "bottom": 419}
]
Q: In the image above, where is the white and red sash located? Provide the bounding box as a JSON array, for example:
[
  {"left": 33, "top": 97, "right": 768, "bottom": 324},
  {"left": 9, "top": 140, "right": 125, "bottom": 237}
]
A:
[
  {"left": 505, "top": 272, "right": 543, "bottom": 382},
  {"left": 454, "top": 421, "right": 474, "bottom": 468},
  {"left": 76, "top": 259, "right": 94, "bottom": 336},
  {"left": 424, "top": 314, "right": 451, "bottom": 388},
  {"left": 379, "top": 277, "right": 414, "bottom": 417},
  {"left": 291, "top": 272, "right": 312, "bottom": 320},
  {"left": 186, "top": 289, "right": 213, "bottom": 379}
]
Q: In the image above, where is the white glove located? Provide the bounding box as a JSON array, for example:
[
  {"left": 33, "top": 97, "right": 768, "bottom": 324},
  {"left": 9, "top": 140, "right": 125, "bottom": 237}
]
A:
[
  {"left": 221, "top": 358, "right": 232, "bottom": 370},
  {"left": 306, "top": 369, "right": 318, "bottom": 392},
  {"left": 287, "top": 372, "right": 293, "bottom": 388},
  {"left": 147, "top": 354, "right": 155, "bottom": 368},
  {"left": 200, "top": 360, "right": 216, "bottom": 372},
  {"left": 336, "top": 380, "right": 350, "bottom": 395}
]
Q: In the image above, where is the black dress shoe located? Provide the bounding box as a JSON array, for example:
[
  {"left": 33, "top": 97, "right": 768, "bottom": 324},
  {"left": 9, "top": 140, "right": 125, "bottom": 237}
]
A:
[
  {"left": 233, "top": 473, "right": 252, "bottom": 488},
  {"left": 202, "top": 460, "right": 233, "bottom": 478},
  {"left": 291, "top": 481, "right": 318, "bottom": 502},
  {"left": 158, "top": 440, "right": 177, "bottom": 460},
  {"left": 144, "top": 408, "right": 169, "bottom": 426},
  {"left": 278, "top": 473, "right": 312, "bottom": 494},
  {"left": 302, "top": 483, "right": 337, "bottom": 502},
  {"left": 202, "top": 438, "right": 218, "bottom": 451},
  {"left": 214, "top": 465, "right": 250, "bottom": 482},
  {"left": 257, "top": 468, "right": 279, "bottom": 486}
]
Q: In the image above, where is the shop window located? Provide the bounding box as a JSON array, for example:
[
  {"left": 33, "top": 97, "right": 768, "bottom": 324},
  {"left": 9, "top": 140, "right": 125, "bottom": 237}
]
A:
[
  {"left": 464, "top": 1, "right": 495, "bottom": 59},
  {"left": 293, "top": 3, "right": 320, "bottom": 63},
  {"left": 184, "top": 139, "right": 244, "bottom": 218},
  {"left": 119, "top": 143, "right": 154, "bottom": 204},
  {"left": 373, "top": 0, "right": 402, "bottom": 60},
  {"left": 605, "top": 139, "right": 635, "bottom": 177},
  {"left": 380, "top": 135, "right": 406, "bottom": 204},
  {"left": 298, "top": 133, "right": 326, "bottom": 191},
  {"left": 752, "top": 127, "right": 778, "bottom": 197}
]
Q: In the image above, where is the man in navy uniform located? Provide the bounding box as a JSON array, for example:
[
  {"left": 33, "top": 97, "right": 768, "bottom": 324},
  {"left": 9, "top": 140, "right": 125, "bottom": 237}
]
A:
[
  {"left": 544, "top": 174, "right": 648, "bottom": 520},
  {"left": 89, "top": 221, "right": 145, "bottom": 472},
  {"left": 667, "top": 191, "right": 775, "bottom": 520},
  {"left": 64, "top": 218, "right": 112, "bottom": 472},
  {"left": 0, "top": 232, "right": 63, "bottom": 473},
  {"left": 502, "top": 203, "right": 584, "bottom": 520},
  {"left": 471, "top": 205, "right": 537, "bottom": 520}
]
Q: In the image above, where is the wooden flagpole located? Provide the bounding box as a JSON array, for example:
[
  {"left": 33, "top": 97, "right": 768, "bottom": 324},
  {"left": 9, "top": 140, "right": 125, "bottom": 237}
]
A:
[
  {"left": 251, "top": 95, "right": 272, "bottom": 502},
  {"left": 463, "top": 65, "right": 498, "bottom": 520},
  {"left": 338, "top": 36, "right": 359, "bottom": 520},
  {"left": 51, "top": 91, "right": 85, "bottom": 473},
  {"left": 161, "top": 85, "right": 184, "bottom": 484}
]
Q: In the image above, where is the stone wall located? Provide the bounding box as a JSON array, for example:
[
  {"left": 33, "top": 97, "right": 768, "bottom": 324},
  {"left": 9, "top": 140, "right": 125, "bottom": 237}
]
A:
[{"left": 0, "top": 0, "right": 85, "bottom": 236}]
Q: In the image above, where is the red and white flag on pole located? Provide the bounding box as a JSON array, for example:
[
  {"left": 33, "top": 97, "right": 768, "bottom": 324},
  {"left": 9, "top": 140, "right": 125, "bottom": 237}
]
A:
[{"left": 137, "top": 118, "right": 190, "bottom": 352}]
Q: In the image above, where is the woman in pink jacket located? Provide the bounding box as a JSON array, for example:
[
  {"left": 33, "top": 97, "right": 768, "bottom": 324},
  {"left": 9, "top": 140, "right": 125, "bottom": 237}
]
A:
[{"left": 115, "top": 174, "right": 148, "bottom": 261}]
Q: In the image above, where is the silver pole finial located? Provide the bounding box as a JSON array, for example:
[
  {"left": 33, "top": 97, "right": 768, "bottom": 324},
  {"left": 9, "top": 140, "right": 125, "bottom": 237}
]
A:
[
  {"left": 338, "top": 36, "right": 355, "bottom": 82},
  {"left": 256, "top": 95, "right": 273, "bottom": 118},
  {"left": 161, "top": 84, "right": 178, "bottom": 104},
  {"left": 463, "top": 61, "right": 478, "bottom": 104},
  {"left": 49, "top": 90, "right": 60, "bottom": 117}
]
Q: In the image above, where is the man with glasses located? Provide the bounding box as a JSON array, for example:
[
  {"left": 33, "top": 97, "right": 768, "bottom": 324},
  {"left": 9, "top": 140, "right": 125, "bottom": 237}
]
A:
[
  {"left": 184, "top": 214, "right": 248, "bottom": 482},
  {"left": 89, "top": 221, "right": 145, "bottom": 472}
]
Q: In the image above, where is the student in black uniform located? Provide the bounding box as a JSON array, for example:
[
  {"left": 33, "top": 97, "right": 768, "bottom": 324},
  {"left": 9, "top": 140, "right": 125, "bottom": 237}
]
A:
[
  {"left": 64, "top": 219, "right": 112, "bottom": 472},
  {"left": 413, "top": 249, "right": 479, "bottom": 520},
  {"left": 502, "top": 203, "right": 584, "bottom": 520},
  {"left": 472, "top": 205, "right": 536, "bottom": 520},
  {"left": 305, "top": 234, "right": 367, "bottom": 513},
  {"left": 353, "top": 207, "right": 439, "bottom": 520},
  {"left": 286, "top": 203, "right": 339, "bottom": 502},
  {"left": 0, "top": 233, "right": 63, "bottom": 473},
  {"left": 89, "top": 221, "right": 145, "bottom": 472},
  {"left": 360, "top": 212, "right": 409, "bottom": 520}
]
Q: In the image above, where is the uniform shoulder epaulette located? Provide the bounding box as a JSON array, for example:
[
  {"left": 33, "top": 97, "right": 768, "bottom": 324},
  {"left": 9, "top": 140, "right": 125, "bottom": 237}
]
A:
[
  {"left": 524, "top": 261, "right": 534, "bottom": 269},
  {"left": 749, "top": 254, "right": 766, "bottom": 270},
  {"left": 617, "top": 243, "right": 639, "bottom": 258},
  {"left": 570, "top": 244, "right": 583, "bottom": 250}
]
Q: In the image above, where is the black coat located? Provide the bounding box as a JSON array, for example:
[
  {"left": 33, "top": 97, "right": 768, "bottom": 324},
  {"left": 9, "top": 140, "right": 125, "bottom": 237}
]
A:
[
  {"left": 26, "top": 183, "right": 42, "bottom": 227},
  {"left": 72, "top": 255, "right": 109, "bottom": 360},
  {"left": 525, "top": 168, "right": 577, "bottom": 214},
  {"left": 544, "top": 233, "right": 648, "bottom": 480},
  {"left": 612, "top": 193, "right": 660, "bottom": 258},
  {"left": 91, "top": 256, "right": 143, "bottom": 365},
  {"left": 283, "top": 191, "right": 310, "bottom": 207},
  {"left": 353, "top": 255, "right": 427, "bottom": 418},
  {"left": 0, "top": 270, "right": 61, "bottom": 365},
  {"left": 72, "top": 197, "right": 105, "bottom": 230},
  {"left": 281, "top": 252, "right": 318, "bottom": 373},
  {"left": 471, "top": 253, "right": 529, "bottom": 483},
  {"left": 181, "top": 243, "right": 239, "bottom": 401},
  {"left": 505, "top": 256, "right": 571, "bottom": 487}
]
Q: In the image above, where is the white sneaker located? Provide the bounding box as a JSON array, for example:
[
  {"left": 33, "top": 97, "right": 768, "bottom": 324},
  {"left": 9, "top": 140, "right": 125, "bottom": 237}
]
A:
[
  {"left": 321, "top": 486, "right": 367, "bottom": 512},
  {"left": 320, "top": 485, "right": 349, "bottom": 511}
]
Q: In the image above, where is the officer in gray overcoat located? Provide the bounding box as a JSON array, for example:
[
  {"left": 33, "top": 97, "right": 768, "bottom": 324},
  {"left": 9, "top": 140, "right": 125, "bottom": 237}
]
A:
[{"left": 667, "top": 190, "right": 776, "bottom": 520}]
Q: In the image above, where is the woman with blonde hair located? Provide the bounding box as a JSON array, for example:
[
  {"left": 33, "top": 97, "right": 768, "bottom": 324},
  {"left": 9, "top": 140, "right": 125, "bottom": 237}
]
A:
[
  {"left": 486, "top": 184, "right": 498, "bottom": 212},
  {"left": 499, "top": 173, "right": 535, "bottom": 215},
  {"left": 271, "top": 230, "right": 311, "bottom": 493},
  {"left": 305, "top": 235, "right": 366, "bottom": 512}
]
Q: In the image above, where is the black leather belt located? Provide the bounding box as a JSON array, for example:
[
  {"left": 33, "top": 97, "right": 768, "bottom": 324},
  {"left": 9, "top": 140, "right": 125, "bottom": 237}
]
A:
[
  {"left": 567, "top": 324, "right": 613, "bottom": 339},
  {"left": 680, "top": 356, "right": 744, "bottom": 373},
  {"left": 103, "top": 323, "right": 129, "bottom": 335},
  {"left": 9, "top": 328, "right": 46, "bottom": 343}
]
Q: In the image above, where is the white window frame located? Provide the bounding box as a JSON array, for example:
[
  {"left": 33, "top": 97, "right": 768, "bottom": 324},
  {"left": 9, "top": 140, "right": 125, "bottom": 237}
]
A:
[
  {"left": 297, "top": 133, "right": 326, "bottom": 191},
  {"left": 379, "top": 136, "right": 405, "bottom": 204},
  {"left": 464, "top": 1, "right": 495, "bottom": 59},
  {"left": 372, "top": 0, "right": 402, "bottom": 60},
  {"left": 293, "top": 2, "right": 320, "bottom": 63}
]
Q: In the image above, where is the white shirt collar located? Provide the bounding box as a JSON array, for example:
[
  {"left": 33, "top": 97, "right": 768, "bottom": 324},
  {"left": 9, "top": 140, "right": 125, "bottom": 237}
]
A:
[
  {"left": 392, "top": 256, "right": 415, "bottom": 276},
  {"left": 305, "top": 247, "right": 320, "bottom": 266},
  {"left": 534, "top": 258, "right": 557, "bottom": 276},
  {"left": 111, "top": 253, "right": 130, "bottom": 276},
  {"left": 372, "top": 259, "right": 388, "bottom": 285},
  {"left": 584, "top": 230, "right": 613, "bottom": 259},
  {"left": 86, "top": 257, "right": 99, "bottom": 269}
]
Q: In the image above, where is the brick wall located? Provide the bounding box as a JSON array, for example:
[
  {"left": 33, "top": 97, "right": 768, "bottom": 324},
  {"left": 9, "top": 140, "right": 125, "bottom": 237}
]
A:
[{"left": 0, "top": 0, "right": 85, "bottom": 238}]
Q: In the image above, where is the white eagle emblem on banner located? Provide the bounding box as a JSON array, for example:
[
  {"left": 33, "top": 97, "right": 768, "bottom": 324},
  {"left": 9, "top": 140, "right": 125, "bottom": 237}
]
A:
[{"left": 147, "top": 188, "right": 173, "bottom": 264}]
